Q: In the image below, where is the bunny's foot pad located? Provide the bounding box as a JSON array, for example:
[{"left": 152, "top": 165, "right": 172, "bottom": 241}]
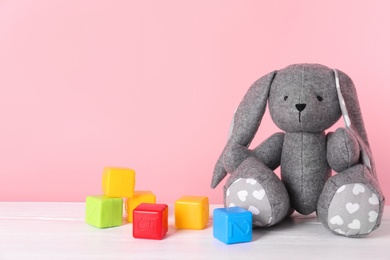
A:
[
  {"left": 225, "top": 178, "right": 272, "bottom": 226},
  {"left": 327, "top": 183, "right": 380, "bottom": 236}
]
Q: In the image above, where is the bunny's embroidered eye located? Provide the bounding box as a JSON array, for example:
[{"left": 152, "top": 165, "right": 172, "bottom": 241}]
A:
[
  {"left": 317, "top": 96, "right": 323, "bottom": 101},
  {"left": 284, "top": 96, "right": 288, "bottom": 101}
]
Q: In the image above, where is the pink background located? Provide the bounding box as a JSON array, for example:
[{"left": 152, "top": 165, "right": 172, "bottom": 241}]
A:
[{"left": 1, "top": 1, "right": 389, "bottom": 205}]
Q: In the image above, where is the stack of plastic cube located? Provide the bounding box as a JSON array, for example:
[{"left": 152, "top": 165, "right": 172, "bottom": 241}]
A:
[
  {"left": 85, "top": 167, "right": 231, "bottom": 242},
  {"left": 85, "top": 167, "right": 157, "bottom": 229}
]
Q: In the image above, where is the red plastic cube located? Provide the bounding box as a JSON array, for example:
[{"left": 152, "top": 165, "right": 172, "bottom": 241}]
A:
[{"left": 133, "top": 203, "right": 168, "bottom": 240}]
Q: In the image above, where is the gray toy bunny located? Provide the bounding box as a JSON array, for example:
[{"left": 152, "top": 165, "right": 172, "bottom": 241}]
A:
[{"left": 211, "top": 64, "right": 384, "bottom": 237}]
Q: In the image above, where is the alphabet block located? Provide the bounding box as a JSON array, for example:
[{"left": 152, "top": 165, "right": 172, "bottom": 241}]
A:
[
  {"left": 175, "top": 196, "right": 209, "bottom": 230},
  {"left": 102, "top": 167, "right": 135, "bottom": 198},
  {"left": 133, "top": 203, "right": 168, "bottom": 240},
  {"left": 126, "top": 191, "right": 156, "bottom": 223},
  {"left": 85, "top": 195, "right": 123, "bottom": 228},
  {"left": 213, "top": 207, "right": 252, "bottom": 244}
]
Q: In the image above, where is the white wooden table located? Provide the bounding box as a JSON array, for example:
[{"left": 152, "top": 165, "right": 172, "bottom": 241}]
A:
[{"left": 0, "top": 203, "right": 389, "bottom": 259}]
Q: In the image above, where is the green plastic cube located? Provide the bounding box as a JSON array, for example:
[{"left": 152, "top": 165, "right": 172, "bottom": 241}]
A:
[{"left": 85, "top": 195, "right": 123, "bottom": 228}]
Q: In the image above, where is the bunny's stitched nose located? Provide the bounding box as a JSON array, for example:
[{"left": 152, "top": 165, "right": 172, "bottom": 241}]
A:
[{"left": 295, "top": 104, "right": 306, "bottom": 112}]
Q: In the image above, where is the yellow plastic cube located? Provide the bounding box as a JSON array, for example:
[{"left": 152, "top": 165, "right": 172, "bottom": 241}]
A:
[
  {"left": 102, "top": 167, "right": 135, "bottom": 198},
  {"left": 175, "top": 196, "right": 209, "bottom": 230},
  {"left": 126, "top": 191, "right": 156, "bottom": 223}
]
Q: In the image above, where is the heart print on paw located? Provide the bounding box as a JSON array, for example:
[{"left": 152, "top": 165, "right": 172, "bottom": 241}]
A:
[
  {"left": 328, "top": 183, "right": 380, "bottom": 236},
  {"left": 226, "top": 178, "right": 272, "bottom": 226}
]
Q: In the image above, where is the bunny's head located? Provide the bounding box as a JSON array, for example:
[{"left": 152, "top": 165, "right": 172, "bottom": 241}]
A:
[
  {"left": 227, "top": 63, "right": 369, "bottom": 144},
  {"left": 269, "top": 64, "right": 341, "bottom": 132}
]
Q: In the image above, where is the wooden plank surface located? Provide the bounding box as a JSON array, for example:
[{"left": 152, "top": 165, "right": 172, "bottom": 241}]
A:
[{"left": 0, "top": 203, "right": 389, "bottom": 259}]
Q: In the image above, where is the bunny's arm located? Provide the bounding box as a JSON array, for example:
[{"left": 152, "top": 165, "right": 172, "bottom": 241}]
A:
[
  {"left": 252, "top": 132, "right": 285, "bottom": 170},
  {"left": 327, "top": 127, "right": 360, "bottom": 173},
  {"left": 223, "top": 132, "right": 285, "bottom": 174},
  {"left": 211, "top": 132, "right": 284, "bottom": 188}
]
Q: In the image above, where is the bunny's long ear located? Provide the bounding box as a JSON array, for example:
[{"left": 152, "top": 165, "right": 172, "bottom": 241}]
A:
[
  {"left": 334, "top": 69, "right": 376, "bottom": 175},
  {"left": 211, "top": 71, "right": 277, "bottom": 188}
]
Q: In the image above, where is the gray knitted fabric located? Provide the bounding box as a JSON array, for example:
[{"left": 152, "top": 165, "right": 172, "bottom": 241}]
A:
[{"left": 212, "top": 64, "right": 384, "bottom": 237}]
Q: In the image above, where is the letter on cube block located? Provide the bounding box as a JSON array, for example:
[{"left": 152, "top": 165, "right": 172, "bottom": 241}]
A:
[
  {"left": 102, "top": 167, "right": 135, "bottom": 198},
  {"left": 126, "top": 191, "right": 156, "bottom": 223},
  {"left": 133, "top": 203, "right": 168, "bottom": 240},
  {"left": 85, "top": 195, "right": 123, "bottom": 228},
  {"left": 213, "top": 206, "right": 252, "bottom": 244},
  {"left": 175, "top": 196, "right": 209, "bottom": 230}
]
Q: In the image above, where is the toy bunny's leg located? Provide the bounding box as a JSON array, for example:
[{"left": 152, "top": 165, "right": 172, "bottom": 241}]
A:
[
  {"left": 317, "top": 164, "right": 385, "bottom": 237},
  {"left": 224, "top": 156, "right": 290, "bottom": 227}
]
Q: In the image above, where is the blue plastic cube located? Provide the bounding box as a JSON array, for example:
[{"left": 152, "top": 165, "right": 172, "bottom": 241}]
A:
[{"left": 213, "top": 206, "right": 252, "bottom": 244}]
